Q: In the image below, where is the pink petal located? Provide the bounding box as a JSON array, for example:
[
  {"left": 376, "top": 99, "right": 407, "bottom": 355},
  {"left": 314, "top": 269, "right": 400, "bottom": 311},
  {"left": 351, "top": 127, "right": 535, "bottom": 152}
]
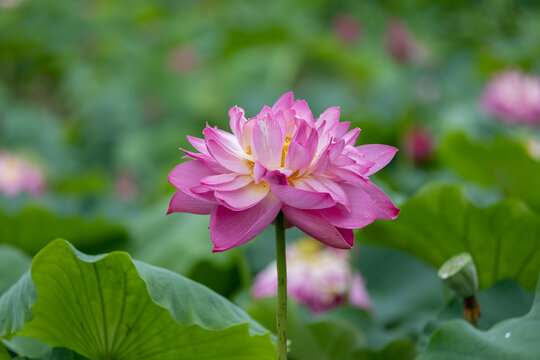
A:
[
  {"left": 317, "top": 106, "right": 340, "bottom": 130},
  {"left": 229, "top": 106, "right": 246, "bottom": 142},
  {"left": 251, "top": 115, "right": 284, "bottom": 169},
  {"left": 270, "top": 183, "right": 336, "bottom": 209},
  {"left": 285, "top": 125, "right": 318, "bottom": 172},
  {"left": 203, "top": 126, "right": 247, "bottom": 159},
  {"left": 187, "top": 136, "right": 209, "bottom": 154},
  {"left": 358, "top": 182, "right": 399, "bottom": 219},
  {"left": 310, "top": 140, "right": 345, "bottom": 175},
  {"left": 282, "top": 206, "right": 353, "bottom": 249},
  {"left": 210, "top": 194, "right": 282, "bottom": 252},
  {"left": 253, "top": 161, "right": 267, "bottom": 184},
  {"left": 333, "top": 121, "right": 351, "bottom": 139},
  {"left": 356, "top": 144, "right": 398, "bottom": 175},
  {"left": 201, "top": 173, "right": 253, "bottom": 191},
  {"left": 206, "top": 139, "right": 251, "bottom": 174},
  {"left": 215, "top": 182, "right": 270, "bottom": 210},
  {"left": 291, "top": 121, "right": 309, "bottom": 144},
  {"left": 167, "top": 190, "right": 215, "bottom": 215},
  {"left": 318, "top": 184, "right": 377, "bottom": 229},
  {"left": 301, "top": 176, "right": 349, "bottom": 209},
  {"left": 284, "top": 142, "right": 311, "bottom": 171},
  {"left": 292, "top": 100, "right": 314, "bottom": 124},
  {"left": 342, "top": 127, "right": 360, "bottom": 146},
  {"left": 328, "top": 167, "right": 369, "bottom": 184},
  {"left": 272, "top": 92, "right": 295, "bottom": 112},
  {"left": 168, "top": 160, "right": 214, "bottom": 194}
]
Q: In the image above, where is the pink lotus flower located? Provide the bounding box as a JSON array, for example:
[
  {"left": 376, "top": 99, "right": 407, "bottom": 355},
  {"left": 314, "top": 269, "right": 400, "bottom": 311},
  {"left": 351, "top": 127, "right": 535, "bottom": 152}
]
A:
[
  {"left": 481, "top": 70, "right": 540, "bottom": 126},
  {"left": 167, "top": 92, "right": 399, "bottom": 252},
  {"left": 0, "top": 151, "right": 45, "bottom": 197},
  {"left": 252, "top": 237, "right": 372, "bottom": 313}
]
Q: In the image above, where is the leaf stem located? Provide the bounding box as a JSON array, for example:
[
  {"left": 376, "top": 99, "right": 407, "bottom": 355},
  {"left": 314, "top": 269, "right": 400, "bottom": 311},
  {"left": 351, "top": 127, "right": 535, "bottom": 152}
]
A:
[{"left": 275, "top": 211, "right": 287, "bottom": 359}]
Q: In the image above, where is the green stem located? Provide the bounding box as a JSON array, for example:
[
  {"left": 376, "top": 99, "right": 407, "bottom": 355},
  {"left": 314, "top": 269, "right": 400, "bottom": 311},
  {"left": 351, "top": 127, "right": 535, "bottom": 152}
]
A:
[{"left": 275, "top": 211, "right": 287, "bottom": 360}]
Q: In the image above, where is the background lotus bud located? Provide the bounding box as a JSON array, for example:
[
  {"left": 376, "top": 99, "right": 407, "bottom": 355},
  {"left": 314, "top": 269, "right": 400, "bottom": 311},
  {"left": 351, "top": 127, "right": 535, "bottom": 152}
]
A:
[
  {"left": 385, "top": 19, "right": 427, "bottom": 64},
  {"left": 333, "top": 14, "right": 363, "bottom": 45},
  {"left": 402, "top": 126, "right": 435, "bottom": 164}
]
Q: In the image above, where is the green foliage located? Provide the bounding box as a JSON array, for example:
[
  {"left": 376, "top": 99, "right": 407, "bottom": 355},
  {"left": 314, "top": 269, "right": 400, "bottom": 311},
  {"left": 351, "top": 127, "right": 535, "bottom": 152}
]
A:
[
  {"left": 2, "top": 0, "right": 540, "bottom": 357},
  {"left": 0, "top": 245, "right": 31, "bottom": 295},
  {"left": 359, "top": 184, "right": 540, "bottom": 291},
  {"left": 441, "top": 133, "right": 540, "bottom": 213},
  {"left": 248, "top": 297, "right": 366, "bottom": 360},
  {"left": 128, "top": 200, "right": 249, "bottom": 297},
  {"left": 0, "top": 240, "right": 275, "bottom": 359},
  {"left": 419, "top": 276, "right": 540, "bottom": 360},
  {"left": 0, "top": 208, "right": 128, "bottom": 256}
]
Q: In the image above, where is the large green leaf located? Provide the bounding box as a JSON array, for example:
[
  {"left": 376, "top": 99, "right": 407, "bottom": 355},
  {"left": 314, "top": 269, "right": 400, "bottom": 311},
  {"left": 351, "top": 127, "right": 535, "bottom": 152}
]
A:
[
  {"left": 419, "top": 275, "right": 540, "bottom": 359},
  {"left": 0, "top": 208, "right": 128, "bottom": 256},
  {"left": 440, "top": 133, "right": 540, "bottom": 213},
  {"left": 359, "top": 184, "right": 540, "bottom": 291},
  {"left": 417, "top": 279, "right": 534, "bottom": 353},
  {"left": 128, "top": 199, "right": 248, "bottom": 297},
  {"left": 0, "top": 239, "right": 275, "bottom": 359}
]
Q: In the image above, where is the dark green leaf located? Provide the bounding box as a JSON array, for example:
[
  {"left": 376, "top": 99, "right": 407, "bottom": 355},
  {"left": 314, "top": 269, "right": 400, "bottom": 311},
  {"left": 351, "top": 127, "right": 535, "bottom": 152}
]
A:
[
  {"left": 419, "top": 276, "right": 540, "bottom": 359},
  {"left": 0, "top": 208, "right": 128, "bottom": 256},
  {"left": 440, "top": 133, "right": 540, "bottom": 213},
  {"left": 359, "top": 184, "right": 540, "bottom": 290}
]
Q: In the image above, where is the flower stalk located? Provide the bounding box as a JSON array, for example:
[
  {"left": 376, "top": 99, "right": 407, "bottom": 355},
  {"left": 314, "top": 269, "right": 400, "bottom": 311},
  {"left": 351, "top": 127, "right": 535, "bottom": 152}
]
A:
[{"left": 274, "top": 211, "right": 287, "bottom": 359}]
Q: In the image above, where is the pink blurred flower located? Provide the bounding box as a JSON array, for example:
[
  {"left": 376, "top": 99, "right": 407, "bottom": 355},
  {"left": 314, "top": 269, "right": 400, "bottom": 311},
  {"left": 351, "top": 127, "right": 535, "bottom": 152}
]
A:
[
  {"left": 402, "top": 127, "right": 435, "bottom": 164},
  {"left": 168, "top": 45, "right": 198, "bottom": 74},
  {"left": 0, "top": 151, "right": 45, "bottom": 197},
  {"left": 333, "top": 14, "right": 363, "bottom": 45},
  {"left": 481, "top": 70, "right": 540, "bottom": 126},
  {"left": 385, "top": 19, "right": 426, "bottom": 64},
  {"left": 167, "top": 92, "right": 399, "bottom": 252},
  {"left": 252, "top": 237, "right": 372, "bottom": 313}
]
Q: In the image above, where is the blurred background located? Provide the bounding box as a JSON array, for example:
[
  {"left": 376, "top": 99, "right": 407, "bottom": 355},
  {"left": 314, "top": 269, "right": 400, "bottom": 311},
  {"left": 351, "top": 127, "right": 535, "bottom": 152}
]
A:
[{"left": 2, "top": 0, "right": 540, "bottom": 358}]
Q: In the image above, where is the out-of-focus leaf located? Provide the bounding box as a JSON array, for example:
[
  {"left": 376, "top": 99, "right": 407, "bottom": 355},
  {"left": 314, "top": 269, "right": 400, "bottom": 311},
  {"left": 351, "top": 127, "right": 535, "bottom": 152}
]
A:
[
  {"left": 2, "top": 336, "right": 50, "bottom": 359},
  {"left": 0, "top": 341, "right": 10, "bottom": 360},
  {"left": 353, "top": 341, "right": 416, "bottom": 360},
  {"left": 0, "top": 245, "right": 31, "bottom": 295},
  {"left": 418, "top": 279, "right": 534, "bottom": 352},
  {"left": 0, "top": 207, "right": 128, "bottom": 256},
  {"left": 441, "top": 133, "right": 540, "bottom": 213},
  {"left": 247, "top": 297, "right": 365, "bottom": 360},
  {"left": 0, "top": 239, "right": 276, "bottom": 360},
  {"left": 129, "top": 199, "right": 248, "bottom": 297},
  {"left": 353, "top": 245, "right": 447, "bottom": 349},
  {"left": 359, "top": 184, "right": 540, "bottom": 291},
  {"left": 419, "top": 275, "right": 540, "bottom": 360}
]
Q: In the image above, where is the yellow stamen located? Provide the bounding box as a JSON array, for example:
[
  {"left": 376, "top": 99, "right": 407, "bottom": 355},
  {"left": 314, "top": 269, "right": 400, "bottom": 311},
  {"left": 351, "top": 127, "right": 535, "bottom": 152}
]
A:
[{"left": 281, "top": 136, "right": 292, "bottom": 167}]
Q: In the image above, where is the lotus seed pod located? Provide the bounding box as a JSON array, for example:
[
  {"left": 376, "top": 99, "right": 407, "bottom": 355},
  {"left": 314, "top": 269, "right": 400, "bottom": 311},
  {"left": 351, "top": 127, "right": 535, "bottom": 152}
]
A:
[{"left": 438, "top": 252, "right": 478, "bottom": 298}]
